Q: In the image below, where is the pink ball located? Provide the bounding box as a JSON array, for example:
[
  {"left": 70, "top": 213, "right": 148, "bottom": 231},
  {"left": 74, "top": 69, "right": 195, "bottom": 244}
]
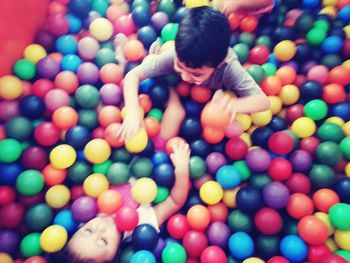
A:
[
  {"left": 183, "top": 230, "right": 208, "bottom": 258},
  {"left": 200, "top": 246, "right": 227, "bottom": 263},
  {"left": 225, "top": 121, "right": 243, "bottom": 138},
  {"left": 44, "top": 89, "right": 70, "bottom": 112},
  {"left": 106, "top": 4, "right": 129, "bottom": 21},
  {"left": 47, "top": 13, "right": 69, "bottom": 36},
  {"left": 307, "top": 65, "right": 329, "bottom": 85},
  {"left": 32, "top": 79, "right": 55, "bottom": 98},
  {"left": 20, "top": 146, "right": 48, "bottom": 170},
  {"left": 113, "top": 14, "right": 135, "bottom": 35},
  {"left": 78, "top": 37, "right": 100, "bottom": 60},
  {"left": 167, "top": 214, "right": 190, "bottom": 239},
  {"left": 115, "top": 206, "right": 139, "bottom": 231},
  {"left": 206, "top": 152, "right": 227, "bottom": 174},
  {"left": 0, "top": 100, "right": 20, "bottom": 122}
]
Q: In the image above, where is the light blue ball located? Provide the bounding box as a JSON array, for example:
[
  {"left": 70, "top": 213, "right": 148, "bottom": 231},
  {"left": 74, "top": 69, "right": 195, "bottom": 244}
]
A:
[
  {"left": 56, "top": 35, "right": 78, "bottom": 55},
  {"left": 321, "top": 36, "right": 343, "bottom": 54},
  {"left": 228, "top": 232, "right": 254, "bottom": 260},
  {"left": 140, "top": 78, "right": 156, "bottom": 93},
  {"left": 130, "top": 250, "right": 156, "bottom": 263},
  {"left": 61, "top": 54, "right": 82, "bottom": 72},
  {"left": 152, "top": 151, "right": 170, "bottom": 166},
  {"left": 66, "top": 13, "right": 83, "bottom": 34},
  {"left": 280, "top": 235, "right": 307, "bottom": 262},
  {"left": 338, "top": 6, "right": 350, "bottom": 23},
  {"left": 54, "top": 209, "right": 79, "bottom": 234},
  {"left": 216, "top": 165, "right": 241, "bottom": 189}
]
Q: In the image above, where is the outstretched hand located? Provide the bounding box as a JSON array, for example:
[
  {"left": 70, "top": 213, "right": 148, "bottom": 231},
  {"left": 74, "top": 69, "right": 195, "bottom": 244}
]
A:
[
  {"left": 211, "top": 90, "right": 237, "bottom": 122},
  {"left": 170, "top": 140, "right": 191, "bottom": 171},
  {"left": 116, "top": 108, "right": 143, "bottom": 141}
]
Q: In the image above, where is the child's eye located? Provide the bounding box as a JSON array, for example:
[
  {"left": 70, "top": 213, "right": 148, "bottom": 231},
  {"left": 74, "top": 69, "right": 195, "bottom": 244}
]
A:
[
  {"left": 97, "top": 238, "right": 108, "bottom": 247},
  {"left": 84, "top": 229, "right": 92, "bottom": 236}
]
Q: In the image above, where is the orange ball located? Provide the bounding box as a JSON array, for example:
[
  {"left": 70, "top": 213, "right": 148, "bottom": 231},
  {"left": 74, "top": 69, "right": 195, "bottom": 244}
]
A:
[
  {"left": 313, "top": 188, "right": 340, "bottom": 213},
  {"left": 287, "top": 193, "right": 314, "bottom": 219},
  {"left": 227, "top": 12, "right": 241, "bottom": 30},
  {"left": 98, "top": 105, "right": 122, "bottom": 128},
  {"left": 139, "top": 94, "right": 152, "bottom": 113},
  {"left": 260, "top": 76, "right": 282, "bottom": 95},
  {"left": 201, "top": 102, "right": 230, "bottom": 129},
  {"left": 202, "top": 126, "right": 225, "bottom": 144},
  {"left": 104, "top": 123, "right": 124, "bottom": 148},
  {"left": 54, "top": 71, "right": 79, "bottom": 94},
  {"left": 52, "top": 106, "right": 78, "bottom": 130},
  {"left": 144, "top": 117, "right": 160, "bottom": 138},
  {"left": 191, "top": 85, "right": 212, "bottom": 103},
  {"left": 328, "top": 66, "right": 350, "bottom": 86},
  {"left": 275, "top": 66, "right": 297, "bottom": 85},
  {"left": 239, "top": 15, "right": 258, "bottom": 33},
  {"left": 208, "top": 202, "right": 229, "bottom": 222},
  {"left": 187, "top": 204, "right": 211, "bottom": 231},
  {"left": 123, "top": 39, "right": 144, "bottom": 62},
  {"left": 42, "top": 164, "right": 67, "bottom": 186},
  {"left": 176, "top": 81, "right": 191, "bottom": 97},
  {"left": 166, "top": 136, "right": 186, "bottom": 154},
  {"left": 97, "top": 189, "right": 122, "bottom": 214},
  {"left": 298, "top": 215, "right": 329, "bottom": 245},
  {"left": 322, "top": 83, "right": 346, "bottom": 104},
  {"left": 100, "top": 63, "right": 124, "bottom": 84}
]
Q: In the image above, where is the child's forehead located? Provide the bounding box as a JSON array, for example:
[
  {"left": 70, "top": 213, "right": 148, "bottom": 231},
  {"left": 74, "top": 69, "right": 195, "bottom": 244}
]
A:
[{"left": 175, "top": 56, "right": 214, "bottom": 72}]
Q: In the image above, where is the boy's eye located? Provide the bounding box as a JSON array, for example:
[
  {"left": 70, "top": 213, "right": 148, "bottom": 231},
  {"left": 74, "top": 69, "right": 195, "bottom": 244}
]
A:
[
  {"left": 97, "top": 238, "right": 108, "bottom": 247},
  {"left": 84, "top": 229, "right": 92, "bottom": 236},
  {"left": 193, "top": 73, "right": 202, "bottom": 77}
]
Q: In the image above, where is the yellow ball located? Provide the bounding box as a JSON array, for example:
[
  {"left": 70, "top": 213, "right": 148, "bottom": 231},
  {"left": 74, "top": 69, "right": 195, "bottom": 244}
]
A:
[
  {"left": 45, "top": 185, "right": 71, "bottom": 209},
  {"left": 84, "top": 139, "right": 111, "bottom": 164},
  {"left": 251, "top": 109, "right": 272, "bottom": 127},
  {"left": 0, "top": 253, "right": 13, "bottom": 263},
  {"left": 0, "top": 75, "right": 23, "bottom": 100},
  {"left": 322, "top": 0, "right": 337, "bottom": 6},
  {"left": 273, "top": 40, "right": 296, "bottom": 62},
  {"left": 240, "top": 132, "right": 252, "bottom": 148},
  {"left": 40, "top": 225, "right": 68, "bottom": 253},
  {"left": 314, "top": 212, "right": 334, "bottom": 236},
  {"left": 125, "top": 128, "right": 148, "bottom": 153},
  {"left": 345, "top": 162, "right": 350, "bottom": 177},
  {"left": 160, "top": 40, "right": 175, "bottom": 52},
  {"left": 236, "top": 113, "right": 252, "bottom": 131},
  {"left": 343, "top": 121, "right": 350, "bottom": 136},
  {"left": 243, "top": 258, "right": 265, "bottom": 263},
  {"left": 268, "top": 96, "right": 282, "bottom": 115},
  {"left": 335, "top": 230, "right": 350, "bottom": 250},
  {"left": 326, "top": 117, "right": 345, "bottom": 127},
  {"left": 279, "top": 84, "right": 300, "bottom": 106},
  {"left": 24, "top": 44, "right": 47, "bottom": 63},
  {"left": 132, "top": 178, "right": 157, "bottom": 204},
  {"left": 89, "top": 18, "right": 113, "bottom": 41},
  {"left": 199, "top": 181, "right": 224, "bottom": 205},
  {"left": 247, "top": 125, "right": 258, "bottom": 135},
  {"left": 325, "top": 238, "right": 338, "bottom": 252},
  {"left": 344, "top": 25, "right": 350, "bottom": 39},
  {"left": 222, "top": 186, "right": 240, "bottom": 208},
  {"left": 50, "top": 144, "right": 76, "bottom": 169},
  {"left": 343, "top": 59, "right": 350, "bottom": 70},
  {"left": 319, "top": 6, "right": 337, "bottom": 18},
  {"left": 185, "top": 0, "right": 210, "bottom": 8},
  {"left": 83, "top": 173, "right": 109, "bottom": 198},
  {"left": 291, "top": 117, "right": 316, "bottom": 138}
]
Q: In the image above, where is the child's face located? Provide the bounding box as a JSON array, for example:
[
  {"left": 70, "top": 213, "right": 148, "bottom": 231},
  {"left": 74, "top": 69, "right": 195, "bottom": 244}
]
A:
[
  {"left": 68, "top": 216, "right": 121, "bottom": 262},
  {"left": 174, "top": 56, "right": 215, "bottom": 85}
]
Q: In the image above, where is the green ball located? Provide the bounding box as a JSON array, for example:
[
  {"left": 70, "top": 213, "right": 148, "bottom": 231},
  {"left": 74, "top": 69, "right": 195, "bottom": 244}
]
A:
[
  {"left": 154, "top": 186, "right": 169, "bottom": 203},
  {"left": 162, "top": 243, "right": 187, "bottom": 263},
  {"left": 118, "top": 245, "right": 135, "bottom": 263},
  {"left": 233, "top": 160, "right": 251, "bottom": 181},
  {"left": 189, "top": 156, "right": 206, "bottom": 180},
  {"left": 157, "top": 0, "right": 177, "bottom": 17},
  {"left": 4, "top": 117, "right": 33, "bottom": 141},
  {"left": 25, "top": 203, "right": 53, "bottom": 231},
  {"left": 304, "top": 99, "right": 328, "bottom": 121},
  {"left": 130, "top": 157, "right": 153, "bottom": 178},
  {"left": 340, "top": 136, "right": 350, "bottom": 159},
  {"left": 321, "top": 54, "right": 342, "bottom": 70},
  {"left": 147, "top": 108, "right": 163, "bottom": 122},
  {"left": 295, "top": 14, "right": 314, "bottom": 35},
  {"left": 16, "top": 170, "right": 44, "bottom": 196},
  {"left": 306, "top": 28, "right": 327, "bottom": 46},
  {"left": 0, "top": 138, "right": 22, "bottom": 163},
  {"left": 309, "top": 164, "right": 336, "bottom": 189},
  {"left": 238, "top": 33, "right": 255, "bottom": 48},
  {"left": 100, "top": 41, "right": 114, "bottom": 50},
  {"left": 95, "top": 47, "right": 116, "bottom": 67},
  {"left": 131, "top": 0, "right": 150, "bottom": 10},
  {"left": 249, "top": 173, "right": 272, "bottom": 190},
  {"left": 335, "top": 250, "right": 350, "bottom": 262},
  {"left": 228, "top": 210, "right": 253, "bottom": 233},
  {"left": 255, "top": 35, "right": 272, "bottom": 50},
  {"left": 75, "top": 84, "right": 100, "bottom": 109},
  {"left": 313, "top": 19, "right": 330, "bottom": 31},
  {"left": 262, "top": 62, "right": 277, "bottom": 76},
  {"left": 233, "top": 43, "right": 249, "bottom": 64},
  {"left": 256, "top": 235, "right": 280, "bottom": 259},
  {"left": 93, "top": 160, "right": 112, "bottom": 174},
  {"left": 20, "top": 232, "right": 42, "bottom": 258},
  {"left": 78, "top": 109, "right": 98, "bottom": 130},
  {"left": 317, "top": 122, "right": 345, "bottom": 143},
  {"left": 68, "top": 161, "right": 92, "bottom": 184},
  {"left": 316, "top": 142, "right": 343, "bottom": 166},
  {"left": 329, "top": 203, "right": 350, "bottom": 230},
  {"left": 161, "top": 23, "right": 179, "bottom": 42},
  {"left": 91, "top": 0, "right": 109, "bottom": 16},
  {"left": 107, "top": 162, "right": 130, "bottom": 184},
  {"left": 247, "top": 64, "right": 266, "bottom": 84},
  {"left": 13, "top": 59, "right": 36, "bottom": 80},
  {"left": 111, "top": 148, "right": 133, "bottom": 163}
]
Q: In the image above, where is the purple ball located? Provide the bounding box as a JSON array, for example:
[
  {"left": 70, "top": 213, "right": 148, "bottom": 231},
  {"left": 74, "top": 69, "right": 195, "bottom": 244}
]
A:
[
  {"left": 263, "top": 181, "right": 290, "bottom": 209},
  {"left": 281, "top": 61, "right": 299, "bottom": 71},
  {"left": 71, "top": 196, "right": 97, "bottom": 222},
  {"left": 37, "top": 57, "right": 60, "bottom": 79},
  {"left": 152, "top": 238, "right": 165, "bottom": 260},
  {"left": 99, "top": 84, "right": 123, "bottom": 105},
  {"left": 246, "top": 148, "right": 271, "bottom": 172},
  {"left": 289, "top": 150, "right": 312, "bottom": 172},
  {"left": 205, "top": 152, "right": 227, "bottom": 174},
  {"left": 151, "top": 12, "right": 169, "bottom": 32},
  {"left": 84, "top": 11, "right": 102, "bottom": 28},
  {"left": 0, "top": 230, "right": 20, "bottom": 254},
  {"left": 207, "top": 221, "right": 230, "bottom": 248},
  {"left": 77, "top": 62, "right": 100, "bottom": 84},
  {"left": 35, "top": 29, "right": 55, "bottom": 52},
  {"left": 20, "top": 146, "right": 48, "bottom": 170},
  {"left": 301, "top": 60, "right": 317, "bottom": 75},
  {"left": 0, "top": 100, "right": 19, "bottom": 122}
]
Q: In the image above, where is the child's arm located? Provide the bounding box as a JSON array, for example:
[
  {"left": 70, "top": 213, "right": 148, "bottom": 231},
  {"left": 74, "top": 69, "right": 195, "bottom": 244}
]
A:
[
  {"left": 214, "top": 0, "right": 274, "bottom": 16},
  {"left": 154, "top": 141, "right": 191, "bottom": 226}
]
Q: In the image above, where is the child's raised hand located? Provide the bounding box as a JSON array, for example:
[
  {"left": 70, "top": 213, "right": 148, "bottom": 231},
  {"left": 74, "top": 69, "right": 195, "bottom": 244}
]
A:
[
  {"left": 211, "top": 90, "right": 237, "bottom": 122},
  {"left": 170, "top": 140, "right": 191, "bottom": 170}
]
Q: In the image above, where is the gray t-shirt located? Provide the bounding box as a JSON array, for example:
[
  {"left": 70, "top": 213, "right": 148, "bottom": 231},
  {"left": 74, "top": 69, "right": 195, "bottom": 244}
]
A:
[{"left": 137, "top": 47, "right": 263, "bottom": 97}]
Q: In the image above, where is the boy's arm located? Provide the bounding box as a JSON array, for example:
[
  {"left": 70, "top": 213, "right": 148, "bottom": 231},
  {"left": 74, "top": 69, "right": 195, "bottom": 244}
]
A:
[
  {"left": 214, "top": 0, "right": 274, "bottom": 15},
  {"left": 154, "top": 141, "right": 191, "bottom": 226}
]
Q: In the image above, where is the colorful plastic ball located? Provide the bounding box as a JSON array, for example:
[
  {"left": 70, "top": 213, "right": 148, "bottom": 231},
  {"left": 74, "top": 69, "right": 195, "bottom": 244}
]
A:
[
  {"left": 323, "top": 83, "right": 346, "bottom": 104},
  {"left": 36, "top": 57, "right": 60, "bottom": 79},
  {"left": 274, "top": 40, "right": 296, "bottom": 62},
  {"left": 19, "top": 95, "right": 46, "bottom": 120},
  {"left": 254, "top": 207, "right": 283, "bottom": 235},
  {"left": 216, "top": 165, "right": 241, "bottom": 190},
  {"left": 45, "top": 185, "right": 70, "bottom": 209},
  {"left": 20, "top": 146, "right": 48, "bottom": 170},
  {"left": 71, "top": 196, "right": 97, "bottom": 222},
  {"left": 166, "top": 214, "right": 190, "bottom": 240},
  {"left": 298, "top": 215, "right": 329, "bottom": 244},
  {"left": 130, "top": 250, "right": 156, "bottom": 263},
  {"left": 322, "top": 36, "right": 343, "bottom": 54},
  {"left": 268, "top": 131, "right": 294, "bottom": 155},
  {"left": 181, "top": 230, "right": 207, "bottom": 258},
  {"left": 0, "top": 187, "right": 16, "bottom": 206},
  {"left": 16, "top": 170, "right": 44, "bottom": 196},
  {"left": 97, "top": 190, "right": 122, "bottom": 214},
  {"left": 307, "top": 65, "right": 329, "bottom": 85},
  {"left": 24, "top": 44, "right": 47, "bottom": 64},
  {"left": 115, "top": 206, "right": 139, "bottom": 232},
  {"left": 225, "top": 137, "right": 248, "bottom": 160},
  {"left": 83, "top": 173, "right": 109, "bottom": 198},
  {"left": 54, "top": 209, "right": 78, "bottom": 234},
  {"left": 4, "top": 116, "right": 32, "bottom": 142},
  {"left": 200, "top": 246, "right": 227, "bottom": 263},
  {"left": 317, "top": 122, "right": 345, "bottom": 143},
  {"left": 187, "top": 205, "right": 210, "bottom": 231},
  {"left": 251, "top": 109, "right": 272, "bottom": 127},
  {"left": 304, "top": 99, "right": 328, "bottom": 121},
  {"left": 280, "top": 235, "right": 307, "bottom": 262},
  {"left": 289, "top": 150, "right": 312, "bottom": 173},
  {"left": 40, "top": 225, "right": 67, "bottom": 253},
  {"left": 309, "top": 164, "right": 336, "bottom": 189},
  {"left": 287, "top": 193, "right": 314, "bottom": 219},
  {"left": 52, "top": 106, "right": 79, "bottom": 130},
  {"left": 132, "top": 224, "right": 159, "bottom": 251},
  {"left": 279, "top": 84, "right": 300, "bottom": 106},
  {"left": 100, "top": 64, "right": 124, "bottom": 86},
  {"left": 263, "top": 181, "right": 290, "bottom": 209},
  {"left": 267, "top": 256, "right": 290, "bottom": 263},
  {"left": 268, "top": 158, "right": 292, "bottom": 181},
  {"left": 34, "top": 122, "right": 60, "bottom": 147},
  {"left": 89, "top": 17, "right": 113, "bottom": 41},
  {"left": 316, "top": 141, "right": 342, "bottom": 166},
  {"left": 131, "top": 177, "right": 157, "bottom": 204},
  {"left": 330, "top": 102, "right": 350, "bottom": 122},
  {"left": 0, "top": 203, "right": 24, "bottom": 229},
  {"left": 13, "top": 59, "right": 36, "bottom": 80},
  {"left": 0, "top": 75, "right": 23, "bottom": 100},
  {"left": 275, "top": 66, "right": 297, "bottom": 85},
  {"left": 20, "top": 233, "right": 42, "bottom": 258},
  {"left": 329, "top": 203, "right": 350, "bottom": 230},
  {"left": 50, "top": 144, "right": 76, "bottom": 169},
  {"left": 319, "top": 254, "right": 348, "bottom": 263},
  {"left": 246, "top": 148, "right": 271, "bottom": 172},
  {"left": 77, "top": 36, "right": 99, "bottom": 60},
  {"left": 249, "top": 45, "right": 270, "bottom": 65},
  {"left": 291, "top": 117, "right": 316, "bottom": 138},
  {"left": 65, "top": 125, "right": 91, "bottom": 150},
  {"left": 83, "top": 139, "right": 111, "bottom": 164},
  {"left": 44, "top": 89, "right": 70, "bottom": 112},
  {"left": 207, "top": 221, "right": 231, "bottom": 248},
  {"left": 329, "top": 66, "right": 350, "bottom": 86},
  {"left": 229, "top": 232, "right": 254, "bottom": 260},
  {"left": 125, "top": 128, "right": 148, "bottom": 154},
  {"left": 113, "top": 14, "right": 135, "bottom": 35},
  {"left": 161, "top": 243, "right": 187, "bottom": 263},
  {"left": 60, "top": 53, "right": 82, "bottom": 72},
  {"left": 55, "top": 35, "right": 77, "bottom": 55},
  {"left": 25, "top": 203, "right": 53, "bottom": 231},
  {"left": 0, "top": 230, "right": 20, "bottom": 255},
  {"left": 199, "top": 181, "right": 223, "bottom": 205},
  {"left": 236, "top": 186, "right": 263, "bottom": 214}
]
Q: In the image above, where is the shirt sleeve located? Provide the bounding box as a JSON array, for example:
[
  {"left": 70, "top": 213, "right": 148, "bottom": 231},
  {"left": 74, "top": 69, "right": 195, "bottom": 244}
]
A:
[{"left": 137, "top": 48, "right": 176, "bottom": 78}]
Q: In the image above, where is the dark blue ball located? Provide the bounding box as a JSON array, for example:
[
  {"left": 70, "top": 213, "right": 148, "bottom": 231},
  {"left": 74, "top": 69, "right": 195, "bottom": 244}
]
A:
[
  {"left": 269, "top": 116, "right": 288, "bottom": 131},
  {"left": 184, "top": 100, "right": 202, "bottom": 117},
  {"left": 174, "top": 7, "right": 189, "bottom": 23},
  {"left": 300, "top": 80, "right": 323, "bottom": 101},
  {"left": 334, "top": 178, "right": 350, "bottom": 203},
  {"left": 65, "top": 125, "right": 91, "bottom": 150},
  {"left": 180, "top": 117, "right": 202, "bottom": 141},
  {"left": 153, "top": 163, "right": 175, "bottom": 188},
  {"left": 190, "top": 139, "right": 212, "bottom": 158},
  {"left": 295, "top": 43, "right": 312, "bottom": 63},
  {"left": 152, "top": 152, "right": 170, "bottom": 166},
  {"left": 132, "top": 6, "right": 151, "bottom": 28},
  {"left": 132, "top": 224, "right": 159, "bottom": 251},
  {"left": 124, "top": 62, "right": 141, "bottom": 75},
  {"left": 212, "top": 139, "right": 227, "bottom": 154},
  {"left": 149, "top": 85, "right": 170, "bottom": 107},
  {"left": 139, "top": 139, "right": 155, "bottom": 157},
  {"left": 77, "top": 150, "right": 86, "bottom": 161},
  {"left": 236, "top": 186, "right": 263, "bottom": 214},
  {"left": 19, "top": 95, "right": 46, "bottom": 119},
  {"left": 137, "top": 26, "right": 157, "bottom": 49},
  {"left": 183, "top": 192, "right": 203, "bottom": 212},
  {"left": 251, "top": 127, "right": 274, "bottom": 148},
  {"left": 0, "top": 162, "right": 23, "bottom": 185},
  {"left": 69, "top": 0, "right": 91, "bottom": 18},
  {"left": 272, "top": 26, "right": 296, "bottom": 42},
  {"left": 140, "top": 78, "right": 156, "bottom": 94},
  {"left": 330, "top": 102, "right": 350, "bottom": 121}
]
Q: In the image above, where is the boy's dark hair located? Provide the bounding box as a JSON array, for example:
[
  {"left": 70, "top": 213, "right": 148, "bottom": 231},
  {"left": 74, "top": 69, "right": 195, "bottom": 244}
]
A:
[
  {"left": 175, "top": 6, "right": 231, "bottom": 68},
  {"left": 50, "top": 246, "right": 112, "bottom": 263}
]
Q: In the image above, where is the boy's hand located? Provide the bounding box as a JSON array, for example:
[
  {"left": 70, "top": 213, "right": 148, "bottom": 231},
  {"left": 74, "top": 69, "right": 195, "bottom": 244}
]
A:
[
  {"left": 170, "top": 140, "right": 191, "bottom": 171},
  {"left": 117, "top": 108, "right": 142, "bottom": 140},
  {"left": 212, "top": 0, "right": 239, "bottom": 16},
  {"left": 211, "top": 90, "right": 237, "bottom": 122}
]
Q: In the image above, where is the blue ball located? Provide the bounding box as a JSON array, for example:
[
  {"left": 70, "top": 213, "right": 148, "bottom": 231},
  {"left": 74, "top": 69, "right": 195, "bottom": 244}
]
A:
[
  {"left": 268, "top": 53, "right": 280, "bottom": 67},
  {"left": 54, "top": 210, "right": 79, "bottom": 234},
  {"left": 180, "top": 117, "right": 202, "bottom": 141},
  {"left": 236, "top": 186, "right": 263, "bottom": 214},
  {"left": 228, "top": 232, "right": 254, "bottom": 260},
  {"left": 184, "top": 100, "right": 202, "bottom": 117},
  {"left": 303, "top": 0, "right": 320, "bottom": 9},
  {"left": 66, "top": 13, "right": 83, "bottom": 33},
  {"left": 153, "top": 163, "right": 175, "bottom": 188},
  {"left": 190, "top": 139, "right": 212, "bottom": 158},
  {"left": 149, "top": 85, "right": 170, "bottom": 107},
  {"left": 174, "top": 7, "right": 189, "bottom": 22},
  {"left": 321, "top": 36, "right": 343, "bottom": 54},
  {"left": 69, "top": 0, "right": 91, "bottom": 18},
  {"left": 132, "top": 6, "right": 151, "bottom": 28},
  {"left": 280, "top": 235, "right": 307, "bottom": 262},
  {"left": 65, "top": 125, "right": 91, "bottom": 150},
  {"left": 19, "top": 95, "right": 46, "bottom": 120},
  {"left": 216, "top": 165, "right": 241, "bottom": 189},
  {"left": 338, "top": 6, "right": 350, "bottom": 23},
  {"left": 330, "top": 102, "right": 350, "bottom": 122},
  {"left": 137, "top": 26, "right": 158, "bottom": 49},
  {"left": 56, "top": 35, "right": 78, "bottom": 55},
  {"left": 77, "top": 150, "right": 86, "bottom": 161},
  {"left": 130, "top": 250, "right": 156, "bottom": 263},
  {"left": 132, "top": 224, "right": 159, "bottom": 251},
  {"left": 140, "top": 78, "right": 156, "bottom": 94},
  {"left": 152, "top": 151, "right": 170, "bottom": 166},
  {"left": 0, "top": 162, "right": 23, "bottom": 185},
  {"left": 61, "top": 54, "right": 82, "bottom": 72}
]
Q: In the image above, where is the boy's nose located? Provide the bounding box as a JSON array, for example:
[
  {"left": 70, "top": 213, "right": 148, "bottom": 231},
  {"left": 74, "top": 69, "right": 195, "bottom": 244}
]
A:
[{"left": 181, "top": 73, "right": 193, "bottom": 83}]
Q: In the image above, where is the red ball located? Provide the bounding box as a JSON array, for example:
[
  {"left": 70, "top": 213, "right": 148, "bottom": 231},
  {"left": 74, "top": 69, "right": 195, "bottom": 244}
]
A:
[
  {"left": 319, "top": 254, "right": 348, "bottom": 263},
  {"left": 300, "top": 136, "right": 320, "bottom": 156},
  {"left": 20, "top": 146, "right": 48, "bottom": 170},
  {"left": 298, "top": 215, "right": 329, "bottom": 244},
  {"left": 0, "top": 203, "right": 25, "bottom": 229},
  {"left": 323, "top": 83, "right": 346, "bottom": 104},
  {"left": 268, "top": 131, "right": 294, "bottom": 155},
  {"left": 285, "top": 173, "right": 311, "bottom": 194},
  {"left": 115, "top": 206, "right": 139, "bottom": 231},
  {"left": 267, "top": 256, "right": 290, "bottom": 263},
  {"left": 207, "top": 202, "right": 229, "bottom": 222},
  {"left": 260, "top": 76, "right": 282, "bottom": 95},
  {"left": 307, "top": 244, "right": 331, "bottom": 262},
  {"left": 254, "top": 207, "right": 283, "bottom": 235},
  {"left": 249, "top": 45, "right": 270, "bottom": 65},
  {"left": 240, "top": 15, "right": 258, "bottom": 33},
  {"left": 312, "top": 188, "right": 340, "bottom": 213},
  {"left": 167, "top": 214, "right": 190, "bottom": 239},
  {"left": 287, "top": 193, "right": 314, "bottom": 219},
  {"left": 183, "top": 230, "right": 208, "bottom": 258},
  {"left": 0, "top": 186, "right": 16, "bottom": 205},
  {"left": 225, "top": 137, "right": 248, "bottom": 160},
  {"left": 328, "top": 66, "right": 350, "bottom": 86},
  {"left": 47, "top": 14, "right": 69, "bottom": 36},
  {"left": 71, "top": 185, "right": 85, "bottom": 201},
  {"left": 32, "top": 79, "right": 54, "bottom": 98},
  {"left": 286, "top": 104, "right": 304, "bottom": 123},
  {"left": 268, "top": 158, "right": 293, "bottom": 181},
  {"left": 34, "top": 121, "right": 61, "bottom": 146},
  {"left": 200, "top": 246, "right": 227, "bottom": 263}
]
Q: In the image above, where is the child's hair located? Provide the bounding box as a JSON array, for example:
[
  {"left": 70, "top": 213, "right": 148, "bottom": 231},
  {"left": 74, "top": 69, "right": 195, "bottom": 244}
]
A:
[
  {"left": 50, "top": 246, "right": 112, "bottom": 263},
  {"left": 175, "top": 6, "right": 231, "bottom": 68}
]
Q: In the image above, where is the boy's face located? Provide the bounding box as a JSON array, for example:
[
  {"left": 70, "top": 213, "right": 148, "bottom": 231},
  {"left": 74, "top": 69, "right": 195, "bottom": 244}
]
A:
[
  {"left": 174, "top": 56, "right": 215, "bottom": 85},
  {"left": 68, "top": 216, "right": 121, "bottom": 262}
]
